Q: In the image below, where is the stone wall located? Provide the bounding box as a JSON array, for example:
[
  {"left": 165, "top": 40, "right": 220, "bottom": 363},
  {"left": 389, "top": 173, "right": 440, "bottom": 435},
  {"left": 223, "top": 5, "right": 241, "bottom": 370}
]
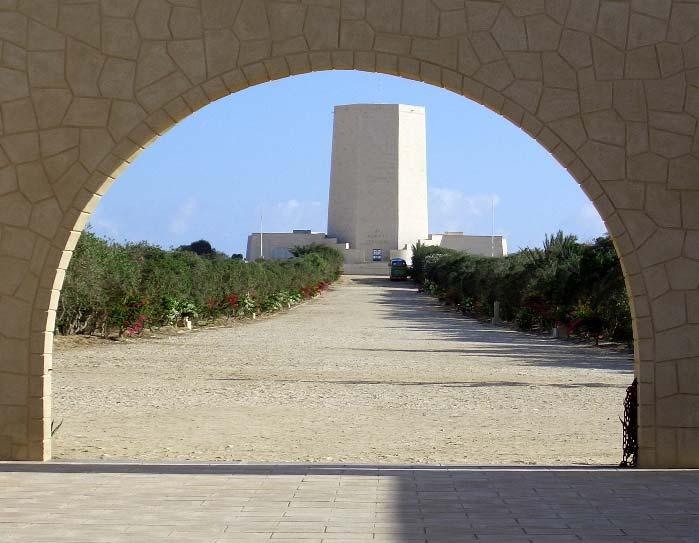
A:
[{"left": 0, "top": 0, "right": 697, "bottom": 466}]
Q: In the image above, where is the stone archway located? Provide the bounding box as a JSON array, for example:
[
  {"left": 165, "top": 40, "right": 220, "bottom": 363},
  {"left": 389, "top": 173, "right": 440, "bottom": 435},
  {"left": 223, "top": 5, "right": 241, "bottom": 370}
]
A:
[{"left": 0, "top": 0, "right": 697, "bottom": 467}]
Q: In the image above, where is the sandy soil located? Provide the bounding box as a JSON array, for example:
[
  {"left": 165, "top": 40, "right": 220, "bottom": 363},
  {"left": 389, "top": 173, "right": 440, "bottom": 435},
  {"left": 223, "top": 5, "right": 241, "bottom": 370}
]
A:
[{"left": 52, "top": 275, "right": 634, "bottom": 465}]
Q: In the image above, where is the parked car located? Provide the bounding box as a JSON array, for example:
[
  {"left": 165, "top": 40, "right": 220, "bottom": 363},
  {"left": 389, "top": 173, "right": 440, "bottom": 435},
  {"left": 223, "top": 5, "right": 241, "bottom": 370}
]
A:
[{"left": 389, "top": 258, "right": 409, "bottom": 281}]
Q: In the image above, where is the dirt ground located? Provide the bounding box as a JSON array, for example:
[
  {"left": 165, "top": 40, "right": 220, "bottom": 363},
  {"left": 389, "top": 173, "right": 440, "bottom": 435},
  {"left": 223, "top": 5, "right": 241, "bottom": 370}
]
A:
[{"left": 52, "top": 275, "right": 634, "bottom": 465}]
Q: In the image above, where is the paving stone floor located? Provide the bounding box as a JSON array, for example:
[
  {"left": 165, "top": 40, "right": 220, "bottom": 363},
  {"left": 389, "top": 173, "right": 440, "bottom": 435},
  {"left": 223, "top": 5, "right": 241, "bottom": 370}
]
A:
[{"left": 1, "top": 463, "right": 698, "bottom": 542}]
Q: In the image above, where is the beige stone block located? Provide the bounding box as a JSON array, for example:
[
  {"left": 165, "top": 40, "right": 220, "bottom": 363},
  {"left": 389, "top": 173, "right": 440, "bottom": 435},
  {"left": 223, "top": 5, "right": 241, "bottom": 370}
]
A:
[
  {"left": 457, "top": 37, "right": 480, "bottom": 75},
  {"left": 625, "top": 46, "right": 660, "bottom": 80},
  {"left": 64, "top": 98, "right": 110, "bottom": 128},
  {"left": 269, "top": 2, "right": 305, "bottom": 41},
  {"left": 668, "top": 2, "right": 699, "bottom": 43},
  {"left": 632, "top": 0, "right": 671, "bottom": 20},
  {"left": 0, "top": 11, "right": 27, "bottom": 47},
  {"left": 579, "top": 140, "right": 624, "bottom": 180},
  {"left": 1, "top": 98, "right": 37, "bottom": 134},
  {"left": 340, "top": 20, "right": 374, "bottom": 50},
  {"left": 102, "top": 17, "right": 139, "bottom": 59},
  {"left": 471, "top": 31, "right": 502, "bottom": 63},
  {"left": 1, "top": 132, "right": 39, "bottom": 163},
  {"left": 627, "top": 152, "right": 667, "bottom": 184},
  {"left": 79, "top": 128, "right": 114, "bottom": 172},
  {"left": 202, "top": 0, "right": 241, "bottom": 29},
  {"left": 566, "top": 0, "right": 598, "bottom": 33},
  {"left": 101, "top": 0, "right": 139, "bottom": 18},
  {"left": 506, "top": 0, "right": 545, "bottom": 17},
  {"left": 677, "top": 428, "right": 699, "bottom": 468},
  {"left": 43, "top": 148, "right": 78, "bottom": 182},
  {"left": 17, "top": 161, "right": 51, "bottom": 203},
  {"left": 620, "top": 209, "right": 655, "bottom": 246},
  {"left": 58, "top": 3, "right": 99, "bottom": 48},
  {"left": 652, "top": 291, "right": 687, "bottom": 332},
  {"left": 171, "top": 7, "right": 202, "bottom": 39},
  {"left": 182, "top": 85, "right": 209, "bottom": 112},
  {"left": 29, "top": 197, "right": 63, "bottom": 237},
  {"left": 145, "top": 110, "right": 174, "bottom": 136},
  {"left": 2, "top": 42, "right": 25, "bottom": 73},
  {"left": 238, "top": 40, "right": 272, "bottom": 66},
  {"left": 107, "top": 100, "right": 147, "bottom": 142},
  {"left": 0, "top": 372, "right": 27, "bottom": 404},
  {"left": 0, "top": 256, "right": 26, "bottom": 296},
  {"left": 205, "top": 29, "right": 240, "bottom": 75},
  {"left": 633, "top": 293, "right": 651, "bottom": 318},
  {"left": 655, "top": 361, "right": 678, "bottom": 398},
  {"left": 0, "top": 296, "right": 31, "bottom": 339},
  {"left": 304, "top": 5, "right": 339, "bottom": 50},
  {"left": 501, "top": 98, "right": 525, "bottom": 126},
  {"left": 137, "top": 72, "right": 191, "bottom": 113},
  {"left": 645, "top": 185, "right": 681, "bottom": 228},
  {"left": 262, "top": 58, "right": 290, "bottom": 81},
  {"left": 613, "top": 80, "right": 646, "bottom": 121},
  {"left": 579, "top": 68, "right": 612, "bottom": 113},
  {"left": 482, "top": 87, "right": 505, "bottom": 113},
  {"left": 583, "top": 109, "right": 625, "bottom": 146},
  {"left": 665, "top": 258, "right": 699, "bottom": 291},
  {"left": 657, "top": 42, "right": 684, "bottom": 78},
  {"left": 597, "top": 0, "right": 628, "bottom": 50},
  {"left": 342, "top": 0, "right": 365, "bottom": 20},
  {"left": 592, "top": 37, "right": 623, "bottom": 80},
  {"left": 332, "top": 50, "right": 354, "bottom": 70},
  {"left": 98, "top": 59, "right": 136, "bottom": 100},
  {"left": 221, "top": 69, "right": 248, "bottom": 92},
  {"left": 505, "top": 52, "right": 541, "bottom": 80},
  {"left": 0, "top": 67, "right": 29, "bottom": 102},
  {"left": 202, "top": 77, "right": 228, "bottom": 100},
  {"left": 66, "top": 39, "right": 105, "bottom": 97},
  {"left": 628, "top": 12, "right": 666, "bottom": 50},
  {"left": 525, "top": 14, "right": 561, "bottom": 51},
  {"left": 354, "top": 51, "right": 377, "bottom": 72},
  {"left": 537, "top": 87, "right": 578, "bottom": 121},
  {"left": 439, "top": 9, "right": 467, "bottom": 38},
  {"left": 688, "top": 291, "right": 699, "bottom": 323},
  {"left": 638, "top": 228, "right": 685, "bottom": 267},
  {"left": 397, "top": 56, "right": 420, "bottom": 80},
  {"left": 28, "top": 51, "right": 66, "bottom": 88},
  {"left": 605, "top": 181, "right": 644, "bottom": 210},
  {"left": 542, "top": 51, "right": 575, "bottom": 89},
  {"left": 0, "top": 226, "right": 34, "bottom": 260},
  {"left": 657, "top": 393, "right": 699, "bottom": 426},
  {"left": 491, "top": 7, "right": 526, "bottom": 51},
  {"left": 366, "top": 0, "right": 401, "bottom": 34},
  {"left": 32, "top": 89, "right": 71, "bottom": 130},
  {"left": 136, "top": 42, "right": 177, "bottom": 90},
  {"left": 474, "top": 60, "right": 513, "bottom": 91},
  {"left": 655, "top": 427, "right": 677, "bottom": 466},
  {"left": 462, "top": 76, "right": 485, "bottom": 102},
  {"left": 136, "top": 0, "right": 171, "bottom": 40},
  {"left": 465, "top": 1, "right": 500, "bottom": 31},
  {"left": 27, "top": 20, "right": 64, "bottom": 51},
  {"left": 646, "top": 73, "right": 686, "bottom": 112},
  {"left": 272, "top": 36, "right": 307, "bottom": 56},
  {"left": 649, "top": 129, "right": 692, "bottom": 159},
  {"left": 402, "top": 0, "right": 439, "bottom": 38},
  {"left": 669, "top": 155, "right": 699, "bottom": 190},
  {"left": 549, "top": 116, "right": 586, "bottom": 149},
  {"left": 682, "top": 191, "right": 699, "bottom": 229},
  {"left": 557, "top": 29, "right": 591, "bottom": 68},
  {"left": 168, "top": 40, "right": 206, "bottom": 85}
]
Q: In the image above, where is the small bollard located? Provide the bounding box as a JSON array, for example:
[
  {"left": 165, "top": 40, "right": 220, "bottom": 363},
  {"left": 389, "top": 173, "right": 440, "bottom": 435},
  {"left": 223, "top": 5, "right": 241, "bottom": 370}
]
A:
[{"left": 492, "top": 301, "right": 501, "bottom": 324}]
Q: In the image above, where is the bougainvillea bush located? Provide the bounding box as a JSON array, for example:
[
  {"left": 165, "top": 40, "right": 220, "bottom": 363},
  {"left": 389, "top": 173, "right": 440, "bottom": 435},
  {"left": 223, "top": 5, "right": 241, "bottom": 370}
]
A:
[
  {"left": 57, "top": 233, "right": 343, "bottom": 337},
  {"left": 411, "top": 232, "right": 632, "bottom": 344}
]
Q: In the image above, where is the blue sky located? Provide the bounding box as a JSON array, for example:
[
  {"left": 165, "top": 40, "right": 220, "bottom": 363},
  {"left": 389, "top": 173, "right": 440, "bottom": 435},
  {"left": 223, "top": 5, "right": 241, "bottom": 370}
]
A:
[{"left": 90, "top": 71, "right": 606, "bottom": 255}]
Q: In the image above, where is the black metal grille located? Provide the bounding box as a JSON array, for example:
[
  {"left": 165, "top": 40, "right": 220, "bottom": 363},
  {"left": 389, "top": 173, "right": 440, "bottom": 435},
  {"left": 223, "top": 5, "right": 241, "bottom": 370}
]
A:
[{"left": 619, "top": 378, "right": 638, "bottom": 468}]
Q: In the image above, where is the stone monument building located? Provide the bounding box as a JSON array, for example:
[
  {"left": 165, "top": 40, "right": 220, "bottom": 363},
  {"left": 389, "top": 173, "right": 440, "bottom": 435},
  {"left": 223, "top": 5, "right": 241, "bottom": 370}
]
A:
[{"left": 247, "top": 104, "right": 507, "bottom": 271}]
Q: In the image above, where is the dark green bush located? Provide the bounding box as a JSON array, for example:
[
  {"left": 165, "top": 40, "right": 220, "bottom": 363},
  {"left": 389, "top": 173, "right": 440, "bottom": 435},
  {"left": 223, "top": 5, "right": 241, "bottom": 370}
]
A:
[
  {"left": 57, "top": 232, "right": 343, "bottom": 337},
  {"left": 412, "top": 232, "right": 632, "bottom": 343}
]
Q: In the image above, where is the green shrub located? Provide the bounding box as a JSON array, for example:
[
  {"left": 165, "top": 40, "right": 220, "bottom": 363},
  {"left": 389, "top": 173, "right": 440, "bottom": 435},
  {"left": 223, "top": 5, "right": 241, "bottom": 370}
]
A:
[
  {"left": 412, "top": 232, "right": 632, "bottom": 343},
  {"left": 57, "top": 232, "right": 342, "bottom": 337}
]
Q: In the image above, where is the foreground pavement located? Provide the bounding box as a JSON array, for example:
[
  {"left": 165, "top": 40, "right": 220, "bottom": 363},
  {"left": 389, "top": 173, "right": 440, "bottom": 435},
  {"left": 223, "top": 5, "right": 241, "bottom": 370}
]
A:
[{"left": 1, "top": 463, "right": 698, "bottom": 542}]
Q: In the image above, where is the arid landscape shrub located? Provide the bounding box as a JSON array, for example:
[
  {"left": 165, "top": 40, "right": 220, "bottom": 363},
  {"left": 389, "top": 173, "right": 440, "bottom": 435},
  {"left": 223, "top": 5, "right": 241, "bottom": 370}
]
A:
[
  {"left": 412, "top": 233, "right": 632, "bottom": 344},
  {"left": 57, "top": 233, "right": 343, "bottom": 337}
]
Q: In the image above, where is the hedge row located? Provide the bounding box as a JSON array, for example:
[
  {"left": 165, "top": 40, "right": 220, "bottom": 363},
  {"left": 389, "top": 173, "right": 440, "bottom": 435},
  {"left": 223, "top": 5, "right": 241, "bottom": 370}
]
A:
[
  {"left": 412, "top": 232, "right": 632, "bottom": 344},
  {"left": 57, "top": 232, "right": 343, "bottom": 337}
]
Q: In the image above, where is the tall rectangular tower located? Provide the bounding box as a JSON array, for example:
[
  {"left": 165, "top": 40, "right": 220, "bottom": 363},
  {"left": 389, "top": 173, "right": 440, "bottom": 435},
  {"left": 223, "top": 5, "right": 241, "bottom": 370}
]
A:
[{"left": 327, "top": 104, "right": 429, "bottom": 262}]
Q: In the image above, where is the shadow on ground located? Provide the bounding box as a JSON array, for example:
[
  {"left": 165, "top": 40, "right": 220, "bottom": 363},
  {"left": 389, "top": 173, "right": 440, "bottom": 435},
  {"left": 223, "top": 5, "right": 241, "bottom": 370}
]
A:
[
  {"left": 1, "top": 462, "right": 697, "bottom": 542},
  {"left": 351, "top": 276, "right": 633, "bottom": 374}
]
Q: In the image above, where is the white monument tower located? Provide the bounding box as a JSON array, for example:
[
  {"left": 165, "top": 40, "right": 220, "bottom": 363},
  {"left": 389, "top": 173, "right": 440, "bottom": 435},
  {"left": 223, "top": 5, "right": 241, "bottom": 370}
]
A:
[{"left": 327, "top": 104, "right": 429, "bottom": 263}]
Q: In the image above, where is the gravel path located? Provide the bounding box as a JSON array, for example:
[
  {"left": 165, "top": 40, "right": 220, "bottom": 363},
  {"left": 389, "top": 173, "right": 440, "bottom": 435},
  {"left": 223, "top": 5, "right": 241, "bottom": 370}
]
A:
[{"left": 52, "top": 275, "right": 634, "bottom": 465}]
